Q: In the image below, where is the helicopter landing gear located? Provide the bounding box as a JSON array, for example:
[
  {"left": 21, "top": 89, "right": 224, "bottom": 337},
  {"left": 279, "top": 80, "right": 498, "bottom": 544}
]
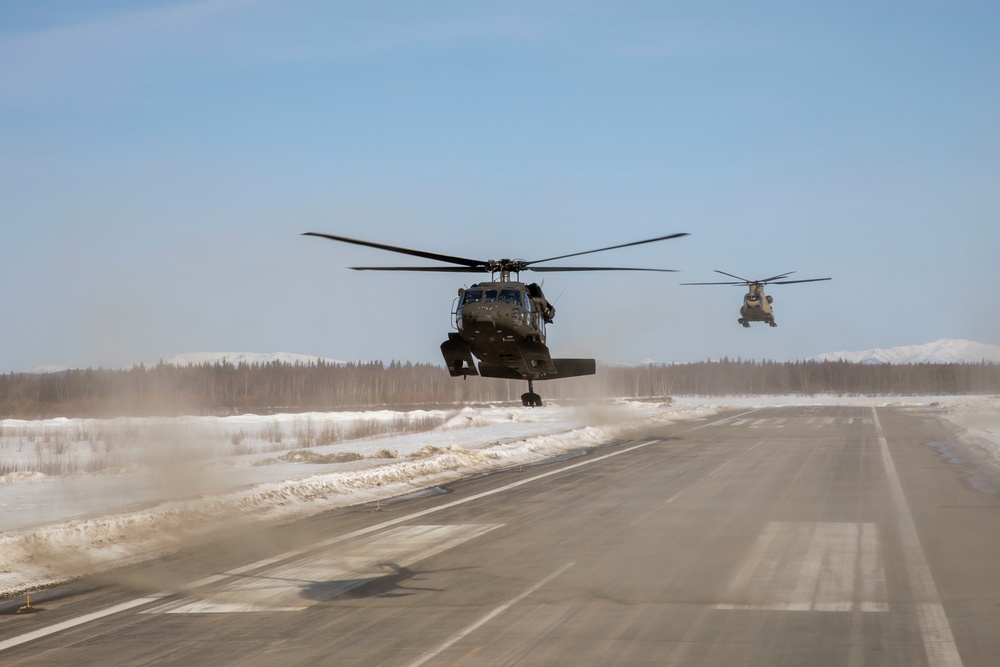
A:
[
  {"left": 521, "top": 379, "right": 543, "bottom": 407},
  {"left": 521, "top": 393, "right": 542, "bottom": 407},
  {"left": 738, "top": 318, "right": 750, "bottom": 328},
  {"left": 767, "top": 319, "right": 777, "bottom": 327}
]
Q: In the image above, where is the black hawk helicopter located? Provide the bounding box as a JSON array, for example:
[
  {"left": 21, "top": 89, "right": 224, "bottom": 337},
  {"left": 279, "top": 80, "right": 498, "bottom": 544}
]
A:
[
  {"left": 304, "top": 231, "right": 688, "bottom": 406},
  {"left": 682, "top": 270, "right": 831, "bottom": 328}
]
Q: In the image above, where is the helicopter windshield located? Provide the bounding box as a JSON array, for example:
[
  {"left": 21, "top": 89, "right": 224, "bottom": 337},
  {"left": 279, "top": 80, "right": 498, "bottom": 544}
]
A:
[
  {"left": 463, "top": 288, "right": 483, "bottom": 304},
  {"left": 499, "top": 289, "right": 522, "bottom": 306},
  {"left": 484, "top": 289, "right": 498, "bottom": 303}
]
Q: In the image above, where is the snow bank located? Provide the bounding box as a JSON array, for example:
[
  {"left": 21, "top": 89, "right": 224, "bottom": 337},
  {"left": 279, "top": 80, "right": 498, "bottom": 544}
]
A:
[{"left": 0, "top": 400, "right": 702, "bottom": 596}]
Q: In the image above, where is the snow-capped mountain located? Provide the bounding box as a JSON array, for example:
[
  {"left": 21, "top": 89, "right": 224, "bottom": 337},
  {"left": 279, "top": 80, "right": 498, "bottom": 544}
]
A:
[{"left": 812, "top": 339, "right": 1000, "bottom": 365}]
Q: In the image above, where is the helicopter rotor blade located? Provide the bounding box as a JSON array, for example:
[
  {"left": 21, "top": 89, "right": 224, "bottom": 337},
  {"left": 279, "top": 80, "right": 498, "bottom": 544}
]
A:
[
  {"left": 682, "top": 276, "right": 831, "bottom": 286},
  {"left": 347, "top": 266, "right": 488, "bottom": 272},
  {"left": 529, "top": 266, "right": 679, "bottom": 273},
  {"left": 527, "top": 232, "right": 689, "bottom": 265},
  {"left": 303, "top": 232, "right": 486, "bottom": 269},
  {"left": 712, "top": 270, "right": 752, "bottom": 283},
  {"left": 768, "top": 277, "right": 832, "bottom": 285},
  {"left": 307, "top": 231, "right": 684, "bottom": 276},
  {"left": 680, "top": 280, "right": 745, "bottom": 285},
  {"left": 760, "top": 271, "right": 796, "bottom": 283}
]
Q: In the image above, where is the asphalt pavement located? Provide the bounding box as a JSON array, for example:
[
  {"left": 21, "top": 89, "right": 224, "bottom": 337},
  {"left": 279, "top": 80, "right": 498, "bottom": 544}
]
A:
[{"left": 2, "top": 405, "right": 999, "bottom": 666}]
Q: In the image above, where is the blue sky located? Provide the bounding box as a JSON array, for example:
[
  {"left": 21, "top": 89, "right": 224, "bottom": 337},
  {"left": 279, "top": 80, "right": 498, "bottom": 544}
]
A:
[{"left": 2, "top": 1, "right": 998, "bottom": 371}]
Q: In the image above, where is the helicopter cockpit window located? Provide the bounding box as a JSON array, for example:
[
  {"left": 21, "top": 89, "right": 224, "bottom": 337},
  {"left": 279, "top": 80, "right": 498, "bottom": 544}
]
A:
[
  {"left": 463, "top": 288, "right": 483, "bottom": 304},
  {"left": 484, "top": 289, "right": 498, "bottom": 302},
  {"left": 499, "top": 289, "right": 522, "bottom": 306}
]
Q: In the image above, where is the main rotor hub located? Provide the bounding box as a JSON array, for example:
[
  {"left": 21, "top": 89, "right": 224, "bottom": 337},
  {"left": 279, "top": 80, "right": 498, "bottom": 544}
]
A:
[{"left": 488, "top": 259, "right": 528, "bottom": 281}]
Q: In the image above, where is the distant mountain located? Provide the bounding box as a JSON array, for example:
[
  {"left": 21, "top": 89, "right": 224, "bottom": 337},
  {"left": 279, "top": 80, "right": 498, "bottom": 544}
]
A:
[
  {"left": 153, "top": 352, "right": 346, "bottom": 367},
  {"left": 812, "top": 339, "right": 1000, "bottom": 365}
]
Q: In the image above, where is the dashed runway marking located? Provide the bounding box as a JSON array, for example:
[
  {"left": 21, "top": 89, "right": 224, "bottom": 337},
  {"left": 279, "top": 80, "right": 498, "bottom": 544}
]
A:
[
  {"left": 706, "top": 416, "right": 872, "bottom": 429},
  {"left": 715, "top": 522, "right": 888, "bottom": 613}
]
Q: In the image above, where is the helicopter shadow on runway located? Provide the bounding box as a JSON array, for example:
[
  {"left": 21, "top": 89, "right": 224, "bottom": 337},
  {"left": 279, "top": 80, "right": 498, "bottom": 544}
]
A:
[{"left": 298, "top": 562, "right": 475, "bottom": 601}]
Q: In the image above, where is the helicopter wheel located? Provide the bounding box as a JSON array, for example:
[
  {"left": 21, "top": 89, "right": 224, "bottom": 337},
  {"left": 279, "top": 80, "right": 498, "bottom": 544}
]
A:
[
  {"left": 521, "top": 380, "right": 542, "bottom": 407},
  {"left": 521, "top": 392, "right": 542, "bottom": 407},
  {"left": 768, "top": 320, "right": 777, "bottom": 327},
  {"left": 739, "top": 318, "right": 750, "bottom": 328}
]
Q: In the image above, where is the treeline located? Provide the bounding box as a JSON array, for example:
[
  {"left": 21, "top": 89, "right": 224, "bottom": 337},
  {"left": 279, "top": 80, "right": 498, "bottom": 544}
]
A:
[
  {"left": 597, "top": 358, "right": 1000, "bottom": 398},
  {"left": 1, "top": 358, "right": 999, "bottom": 418}
]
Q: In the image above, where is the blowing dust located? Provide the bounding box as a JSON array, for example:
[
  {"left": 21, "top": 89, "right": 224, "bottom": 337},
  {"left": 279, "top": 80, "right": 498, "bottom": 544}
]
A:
[{"left": 0, "top": 417, "right": 270, "bottom": 596}]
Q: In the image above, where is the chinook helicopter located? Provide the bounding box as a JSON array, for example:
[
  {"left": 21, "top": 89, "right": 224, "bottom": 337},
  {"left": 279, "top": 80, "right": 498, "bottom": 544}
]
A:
[
  {"left": 682, "top": 270, "right": 831, "bottom": 328},
  {"left": 304, "top": 231, "right": 688, "bottom": 406}
]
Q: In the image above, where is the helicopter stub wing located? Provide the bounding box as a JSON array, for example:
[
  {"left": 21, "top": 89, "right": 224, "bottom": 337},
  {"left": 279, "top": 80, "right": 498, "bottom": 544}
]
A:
[
  {"left": 518, "top": 339, "right": 559, "bottom": 376},
  {"left": 550, "top": 358, "right": 597, "bottom": 379},
  {"left": 478, "top": 364, "right": 525, "bottom": 380},
  {"left": 478, "top": 358, "right": 596, "bottom": 381},
  {"left": 477, "top": 338, "right": 557, "bottom": 380},
  {"left": 441, "top": 334, "right": 479, "bottom": 377}
]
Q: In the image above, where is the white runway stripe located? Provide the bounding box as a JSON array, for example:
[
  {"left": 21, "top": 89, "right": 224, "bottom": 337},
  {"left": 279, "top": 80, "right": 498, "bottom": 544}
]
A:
[
  {"left": 404, "top": 562, "right": 575, "bottom": 667},
  {"left": 872, "top": 408, "right": 964, "bottom": 667},
  {"left": 0, "top": 595, "right": 169, "bottom": 652},
  {"left": 715, "top": 522, "right": 888, "bottom": 613}
]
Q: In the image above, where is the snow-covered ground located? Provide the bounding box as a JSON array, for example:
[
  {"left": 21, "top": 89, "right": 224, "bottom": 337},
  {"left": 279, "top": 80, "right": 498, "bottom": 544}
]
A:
[{"left": 1, "top": 395, "right": 998, "bottom": 598}]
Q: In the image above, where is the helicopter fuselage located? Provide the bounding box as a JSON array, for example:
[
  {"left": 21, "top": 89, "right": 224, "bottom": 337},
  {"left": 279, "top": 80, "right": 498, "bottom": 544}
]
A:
[
  {"left": 443, "top": 281, "right": 551, "bottom": 378},
  {"left": 458, "top": 280, "right": 547, "bottom": 340},
  {"left": 739, "top": 284, "right": 777, "bottom": 327},
  {"left": 440, "top": 280, "right": 594, "bottom": 384}
]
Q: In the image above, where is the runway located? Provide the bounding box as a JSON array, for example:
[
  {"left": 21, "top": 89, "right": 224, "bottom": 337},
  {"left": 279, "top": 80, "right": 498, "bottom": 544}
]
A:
[{"left": 2, "top": 405, "right": 1000, "bottom": 666}]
